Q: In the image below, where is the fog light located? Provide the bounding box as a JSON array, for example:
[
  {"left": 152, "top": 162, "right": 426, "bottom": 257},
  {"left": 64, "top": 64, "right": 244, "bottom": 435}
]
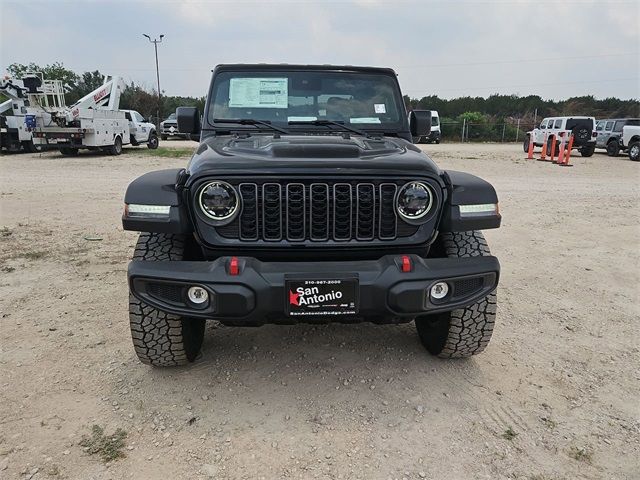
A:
[
  {"left": 187, "top": 286, "right": 208, "bottom": 305},
  {"left": 430, "top": 282, "right": 449, "bottom": 300}
]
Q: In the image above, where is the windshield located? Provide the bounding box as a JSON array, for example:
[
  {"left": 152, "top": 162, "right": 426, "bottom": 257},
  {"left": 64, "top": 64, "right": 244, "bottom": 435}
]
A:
[
  {"left": 431, "top": 116, "right": 439, "bottom": 126},
  {"left": 207, "top": 70, "right": 404, "bottom": 131}
]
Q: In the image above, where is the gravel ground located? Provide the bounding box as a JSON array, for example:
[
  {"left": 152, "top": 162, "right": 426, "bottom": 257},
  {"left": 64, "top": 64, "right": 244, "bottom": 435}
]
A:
[{"left": 0, "top": 143, "right": 638, "bottom": 480}]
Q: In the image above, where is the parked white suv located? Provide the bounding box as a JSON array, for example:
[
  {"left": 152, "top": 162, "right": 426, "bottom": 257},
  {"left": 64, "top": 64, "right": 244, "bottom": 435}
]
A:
[
  {"left": 621, "top": 125, "right": 640, "bottom": 161},
  {"left": 524, "top": 116, "right": 596, "bottom": 157}
]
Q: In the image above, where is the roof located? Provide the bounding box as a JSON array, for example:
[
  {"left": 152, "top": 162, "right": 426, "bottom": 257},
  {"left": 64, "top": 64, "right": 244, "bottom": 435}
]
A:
[{"left": 212, "top": 64, "right": 397, "bottom": 75}]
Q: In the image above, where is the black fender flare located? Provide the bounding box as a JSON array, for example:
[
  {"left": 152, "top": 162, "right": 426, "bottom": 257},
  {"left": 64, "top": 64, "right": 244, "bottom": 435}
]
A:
[
  {"left": 122, "top": 168, "right": 192, "bottom": 233},
  {"left": 439, "top": 170, "right": 501, "bottom": 231}
]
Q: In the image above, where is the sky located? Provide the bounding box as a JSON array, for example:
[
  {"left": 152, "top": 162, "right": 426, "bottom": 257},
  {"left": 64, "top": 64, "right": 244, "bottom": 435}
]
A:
[{"left": 1, "top": 0, "right": 638, "bottom": 101}]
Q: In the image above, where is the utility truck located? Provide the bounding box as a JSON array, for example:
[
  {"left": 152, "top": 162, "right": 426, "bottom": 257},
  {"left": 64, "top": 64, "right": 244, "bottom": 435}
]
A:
[
  {"left": 31, "top": 76, "right": 158, "bottom": 155},
  {"left": 0, "top": 73, "right": 66, "bottom": 152}
]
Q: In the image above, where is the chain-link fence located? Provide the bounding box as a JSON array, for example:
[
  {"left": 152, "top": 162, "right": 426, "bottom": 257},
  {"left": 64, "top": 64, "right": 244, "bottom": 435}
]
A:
[{"left": 440, "top": 121, "right": 537, "bottom": 143}]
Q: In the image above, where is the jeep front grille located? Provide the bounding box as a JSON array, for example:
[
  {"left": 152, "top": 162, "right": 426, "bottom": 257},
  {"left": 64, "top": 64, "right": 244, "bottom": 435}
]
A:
[{"left": 213, "top": 180, "right": 423, "bottom": 243}]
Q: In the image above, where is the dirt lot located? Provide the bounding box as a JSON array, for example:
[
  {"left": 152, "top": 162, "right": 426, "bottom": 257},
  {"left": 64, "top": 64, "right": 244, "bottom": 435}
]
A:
[{"left": 1, "top": 142, "right": 638, "bottom": 480}]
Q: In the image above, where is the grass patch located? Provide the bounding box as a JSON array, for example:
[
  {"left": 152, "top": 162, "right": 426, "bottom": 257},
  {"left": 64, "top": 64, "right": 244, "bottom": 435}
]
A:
[
  {"left": 501, "top": 426, "right": 518, "bottom": 441},
  {"left": 130, "top": 147, "right": 194, "bottom": 158},
  {"left": 79, "top": 425, "right": 127, "bottom": 462},
  {"left": 568, "top": 446, "right": 593, "bottom": 463}
]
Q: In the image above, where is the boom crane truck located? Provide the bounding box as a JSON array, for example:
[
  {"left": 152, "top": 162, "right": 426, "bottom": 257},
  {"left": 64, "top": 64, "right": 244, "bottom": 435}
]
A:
[
  {"left": 0, "top": 73, "right": 65, "bottom": 152},
  {"left": 32, "top": 75, "right": 159, "bottom": 156}
]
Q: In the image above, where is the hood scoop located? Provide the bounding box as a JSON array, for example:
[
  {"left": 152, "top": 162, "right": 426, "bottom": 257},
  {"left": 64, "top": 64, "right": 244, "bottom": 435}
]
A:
[
  {"left": 221, "top": 135, "right": 403, "bottom": 159},
  {"left": 271, "top": 143, "right": 360, "bottom": 158}
]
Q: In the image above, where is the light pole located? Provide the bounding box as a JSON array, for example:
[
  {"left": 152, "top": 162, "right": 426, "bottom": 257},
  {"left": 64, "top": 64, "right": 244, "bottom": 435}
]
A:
[{"left": 143, "top": 33, "right": 164, "bottom": 126}]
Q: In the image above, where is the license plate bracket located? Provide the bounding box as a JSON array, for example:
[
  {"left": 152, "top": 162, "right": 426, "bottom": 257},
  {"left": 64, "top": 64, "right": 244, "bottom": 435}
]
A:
[{"left": 285, "top": 277, "right": 359, "bottom": 317}]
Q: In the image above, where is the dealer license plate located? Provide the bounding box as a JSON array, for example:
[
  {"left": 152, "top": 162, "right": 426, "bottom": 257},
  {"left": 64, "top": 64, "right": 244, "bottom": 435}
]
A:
[{"left": 286, "top": 278, "right": 359, "bottom": 317}]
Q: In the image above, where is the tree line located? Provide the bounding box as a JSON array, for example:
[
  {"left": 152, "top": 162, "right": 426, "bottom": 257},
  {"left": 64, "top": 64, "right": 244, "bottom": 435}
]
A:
[
  {"left": 3, "top": 62, "right": 638, "bottom": 140},
  {"left": 405, "top": 94, "right": 640, "bottom": 141}
]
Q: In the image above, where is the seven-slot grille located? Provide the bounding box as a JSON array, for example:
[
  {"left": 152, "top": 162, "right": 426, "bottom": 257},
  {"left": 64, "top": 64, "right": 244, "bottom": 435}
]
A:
[{"left": 213, "top": 180, "right": 424, "bottom": 243}]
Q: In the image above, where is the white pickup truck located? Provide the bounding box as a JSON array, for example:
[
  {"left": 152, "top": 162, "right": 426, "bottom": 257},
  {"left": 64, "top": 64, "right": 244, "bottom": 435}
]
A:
[{"left": 621, "top": 125, "right": 640, "bottom": 161}]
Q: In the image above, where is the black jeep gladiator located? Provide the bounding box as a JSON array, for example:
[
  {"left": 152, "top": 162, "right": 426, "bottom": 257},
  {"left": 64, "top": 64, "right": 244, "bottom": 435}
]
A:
[{"left": 122, "top": 64, "right": 501, "bottom": 367}]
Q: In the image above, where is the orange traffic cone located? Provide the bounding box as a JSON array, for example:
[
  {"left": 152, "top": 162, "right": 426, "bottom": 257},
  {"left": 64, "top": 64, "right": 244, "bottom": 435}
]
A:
[
  {"left": 559, "top": 135, "right": 574, "bottom": 167},
  {"left": 555, "top": 132, "right": 566, "bottom": 164},
  {"left": 526, "top": 134, "right": 534, "bottom": 159},
  {"left": 549, "top": 135, "right": 557, "bottom": 163},
  {"left": 537, "top": 133, "right": 548, "bottom": 161}
]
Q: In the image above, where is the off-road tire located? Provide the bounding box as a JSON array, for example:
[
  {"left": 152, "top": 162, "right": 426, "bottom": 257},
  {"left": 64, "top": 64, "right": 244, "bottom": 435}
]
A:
[
  {"left": 523, "top": 135, "right": 530, "bottom": 153},
  {"left": 109, "top": 136, "right": 123, "bottom": 156},
  {"left": 435, "top": 139, "right": 440, "bottom": 144},
  {"left": 606, "top": 140, "right": 620, "bottom": 157},
  {"left": 129, "top": 233, "right": 205, "bottom": 366},
  {"left": 415, "top": 231, "right": 497, "bottom": 358},
  {"left": 147, "top": 132, "right": 159, "bottom": 149},
  {"left": 59, "top": 147, "right": 78, "bottom": 156},
  {"left": 580, "top": 145, "right": 595, "bottom": 157},
  {"left": 547, "top": 136, "right": 560, "bottom": 157},
  {"left": 629, "top": 141, "right": 640, "bottom": 162}
]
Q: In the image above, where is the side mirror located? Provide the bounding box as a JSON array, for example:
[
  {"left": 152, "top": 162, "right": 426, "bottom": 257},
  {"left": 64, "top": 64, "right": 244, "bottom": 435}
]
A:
[
  {"left": 177, "top": 107, "right": 201, "bottom": 135},
  {"left": 409, "top": 110, "right": 431, "bottom": 140}
]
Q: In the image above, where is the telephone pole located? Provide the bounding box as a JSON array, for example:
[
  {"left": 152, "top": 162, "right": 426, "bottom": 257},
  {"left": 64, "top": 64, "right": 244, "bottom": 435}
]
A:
[{"left": 143, "top": 33, "right": 164, "bottom": 126}]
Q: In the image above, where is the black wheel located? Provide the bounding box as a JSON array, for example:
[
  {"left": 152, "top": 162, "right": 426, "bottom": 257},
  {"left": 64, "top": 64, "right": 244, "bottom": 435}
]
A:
[
  {"left": 161, "top": 135, "right": 168, "bottom": 141},
  {"left": 434, "top": 139, "right": 440, "bottom": 144},
  {"left": 523, "top": 135, "right": 530, "bottom": 153},
  {"left": 629, "top": 141, "right": 640, "bottom": 162},
  {"left": 571, "top": 125, "right": 590, "bottom": 145},
  {"left": 129, "top": 233, "right": 205, "bottom": 367},
  {"left": 22, "top": 140, "right": 41, "bottom": 153},
  {"left": 59, "top": 147, "right": 78, "bottom": 156},
  {"left": 580, "top": 145, "right": 595, "bottom": 157},
  {"left": 606, "top": 140, "right": 620, "bottom": 157},
  {"left": 109, "top": 136, "right": 123, "bottom": 156},
  {"left": 147, "top": 133, "right": 159, "bottom": 149},
  {"left": 415, "top": 231, "right": 497, "bottom": 358}
]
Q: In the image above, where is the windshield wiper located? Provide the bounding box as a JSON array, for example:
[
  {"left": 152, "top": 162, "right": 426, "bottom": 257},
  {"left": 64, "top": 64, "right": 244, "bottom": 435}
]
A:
[
  {"left": 213, "top": 118, "right": 291, "bottom": 135},
  {"left": 288, "top": 119, "right": 370, "bottom": 138}
]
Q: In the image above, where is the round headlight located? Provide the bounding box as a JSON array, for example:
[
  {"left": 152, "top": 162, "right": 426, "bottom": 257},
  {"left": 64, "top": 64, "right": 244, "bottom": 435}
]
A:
[
  {"left": 198, "top": 181, "right": 239, "bottom": 221},
  {"left": 396, "top": 181, "right": 433, "bottom": 220}
]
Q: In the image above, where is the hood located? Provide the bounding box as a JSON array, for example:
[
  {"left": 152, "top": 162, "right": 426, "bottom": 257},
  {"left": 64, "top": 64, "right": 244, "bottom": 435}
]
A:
[{"left": 186, "top": 134, "right": 441, "bottom": 180}]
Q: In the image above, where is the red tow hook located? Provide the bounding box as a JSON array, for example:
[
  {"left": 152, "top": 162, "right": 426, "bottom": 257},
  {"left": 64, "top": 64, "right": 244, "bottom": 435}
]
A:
[
  {"left": 228, "top": 256, "right": 240, "bottom": 276},
  {"left": 401, "top": 255, "right": 412, "bottom": 273}
]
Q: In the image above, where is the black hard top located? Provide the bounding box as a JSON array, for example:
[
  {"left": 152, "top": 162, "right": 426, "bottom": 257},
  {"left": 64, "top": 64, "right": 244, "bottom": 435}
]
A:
[{"left": 213, "top": 64, "right": 397, "bottom": 75}]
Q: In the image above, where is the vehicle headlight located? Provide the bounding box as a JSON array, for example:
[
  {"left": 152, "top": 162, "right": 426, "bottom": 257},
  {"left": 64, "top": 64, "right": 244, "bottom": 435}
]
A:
[
  {"left": 396, "top": 181, "right": 433, "bottom": 221},
  {"left": 198, "top": 181, "right": 239, "bottom": 221}
]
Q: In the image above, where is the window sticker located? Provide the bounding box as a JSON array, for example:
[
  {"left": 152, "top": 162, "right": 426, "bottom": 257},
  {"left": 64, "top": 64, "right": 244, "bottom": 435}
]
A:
[
  {"left": 229, "top": 78, "right": 288, "bottom": 109},
  {"left": 350, "top": 117, "right": 381, "bottom": 124},
  {"left": 374, "top": 103, "right": 386, "bottom": 114}
]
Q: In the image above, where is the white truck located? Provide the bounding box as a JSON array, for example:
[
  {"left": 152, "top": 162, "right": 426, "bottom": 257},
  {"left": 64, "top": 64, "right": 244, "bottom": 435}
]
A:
[
  {"left": 0, "top": 73, "right": 66, "bottom": 152},
  {"left": 31, "top": 75, "right": 158, "bottom": 156},
  {"left": 621, "top": 125, "right": 640, "bottom": 161}
]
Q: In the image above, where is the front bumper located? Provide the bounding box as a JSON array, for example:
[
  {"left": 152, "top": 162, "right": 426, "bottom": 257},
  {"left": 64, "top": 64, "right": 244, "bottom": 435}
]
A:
[{"left": 128, "top": 254, "right": 499, "bottom": 324}]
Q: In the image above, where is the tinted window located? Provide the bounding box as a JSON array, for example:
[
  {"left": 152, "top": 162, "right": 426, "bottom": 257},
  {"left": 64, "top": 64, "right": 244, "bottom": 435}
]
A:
[
  {"left": 208, "top": 70, "right": 403, "bottom": 128},
  {"left": 596, "top": 121, "right": 604, "bottom": 131},
  {"left": 431, "top": 116, "right": 439, "bottom": 126},
  {"left": 605, "top": 121, "right": 614, "bottom": 130},
  {"left": 554, "top": 119, "right": 562, "bottom": 128}
]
